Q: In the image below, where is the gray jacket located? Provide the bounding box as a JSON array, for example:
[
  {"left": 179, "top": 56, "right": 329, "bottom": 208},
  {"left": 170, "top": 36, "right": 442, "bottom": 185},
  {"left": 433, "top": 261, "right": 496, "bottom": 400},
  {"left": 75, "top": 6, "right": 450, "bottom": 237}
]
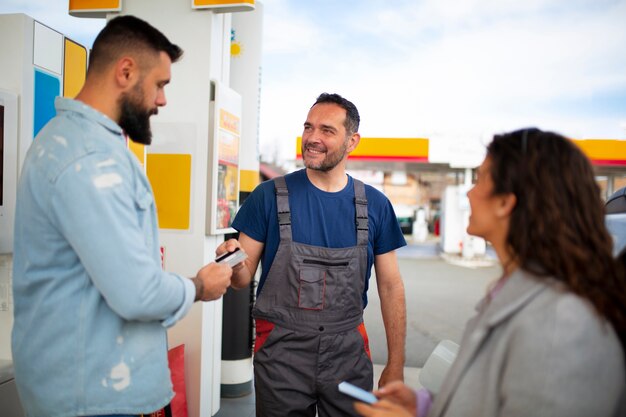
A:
[{"left": 428, "top": 269, "right": 625, "bottom": 417}]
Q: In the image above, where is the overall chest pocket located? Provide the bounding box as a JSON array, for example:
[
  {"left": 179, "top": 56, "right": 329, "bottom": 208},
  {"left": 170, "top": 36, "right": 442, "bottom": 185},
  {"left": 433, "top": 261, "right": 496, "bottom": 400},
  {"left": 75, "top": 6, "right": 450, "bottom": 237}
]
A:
[{"left": 298, "top": 259, "right": 349, "bottom": 310}]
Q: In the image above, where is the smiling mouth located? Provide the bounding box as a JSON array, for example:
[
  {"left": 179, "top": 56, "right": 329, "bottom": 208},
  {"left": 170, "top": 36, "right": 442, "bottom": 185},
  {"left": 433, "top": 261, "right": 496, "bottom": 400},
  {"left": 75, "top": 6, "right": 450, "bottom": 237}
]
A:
[{"left": 305, "top": 146, "right": 326, "bottom": 155}]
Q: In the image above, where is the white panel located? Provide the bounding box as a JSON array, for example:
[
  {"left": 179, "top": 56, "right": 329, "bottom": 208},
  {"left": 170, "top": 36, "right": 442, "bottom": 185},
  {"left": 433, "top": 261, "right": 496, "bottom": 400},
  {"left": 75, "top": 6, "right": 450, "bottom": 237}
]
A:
[
  {"left": 220, "top": 358, "right": 253, "bottom": 384},
  {"left": 33, "top": 21, "right": 63, "bottom": 75},
  {"left": 202, "top": 298, "right": 222, "bottom": 417},
  {"left": 0, "top": 14, "right": 35, "bottom": 176},
  {"left": 120, "top": 1, "right": 232, "bottom": 415},
  {"left": 207, "top": 81, "right": 242, "bottom": 235},
  {"left": 440, "top": 185, "right": 467, "bottom": 254},
  {"left": 150, "top": 122, "right": 197, "bottom": 237},
  {"left": 204, "top": 234, "right": 223, "bottom": 417},
  {"left": 230, "top": 2, "right": 263, "bottom": 172},
  {"left": 0, "top": 255, "right": 14, "bottom": 360}
]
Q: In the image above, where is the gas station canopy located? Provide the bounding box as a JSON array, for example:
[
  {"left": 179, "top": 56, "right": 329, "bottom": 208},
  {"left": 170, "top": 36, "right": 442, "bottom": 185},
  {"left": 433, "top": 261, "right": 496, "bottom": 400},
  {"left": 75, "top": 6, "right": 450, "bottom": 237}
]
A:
[{"left": 296, "top": 136, "right": 626, "bottom": 175}]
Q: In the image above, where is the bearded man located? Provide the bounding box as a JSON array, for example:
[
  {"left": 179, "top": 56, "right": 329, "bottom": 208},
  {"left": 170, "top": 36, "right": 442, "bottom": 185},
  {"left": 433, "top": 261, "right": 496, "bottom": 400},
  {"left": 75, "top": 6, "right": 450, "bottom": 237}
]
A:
[
  {"left": 12, "top": 15, "right": 233, "bottom": 417},
  {"left": 217, "top": 93, "right": 407, "bottom": 417}
]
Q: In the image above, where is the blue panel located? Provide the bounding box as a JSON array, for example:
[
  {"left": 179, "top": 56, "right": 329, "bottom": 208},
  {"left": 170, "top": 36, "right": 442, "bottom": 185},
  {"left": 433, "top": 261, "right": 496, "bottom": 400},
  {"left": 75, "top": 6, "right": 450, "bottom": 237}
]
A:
[{"left": 34, "top": 68, "right": 60, "bottom": 138}]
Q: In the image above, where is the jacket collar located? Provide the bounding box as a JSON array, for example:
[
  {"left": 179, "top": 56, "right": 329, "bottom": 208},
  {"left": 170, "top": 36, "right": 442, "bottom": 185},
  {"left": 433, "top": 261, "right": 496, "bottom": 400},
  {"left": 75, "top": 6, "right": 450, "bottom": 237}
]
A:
[{"left": 477, "top": 269, "right": 552, "bottom": 329}]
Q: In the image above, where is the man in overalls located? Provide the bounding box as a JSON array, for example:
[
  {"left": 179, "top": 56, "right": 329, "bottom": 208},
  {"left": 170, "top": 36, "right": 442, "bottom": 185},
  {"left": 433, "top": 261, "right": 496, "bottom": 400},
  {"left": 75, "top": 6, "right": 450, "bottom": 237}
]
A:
[{"left": 218, "top": 93, "right": 407, "bottom": 416}]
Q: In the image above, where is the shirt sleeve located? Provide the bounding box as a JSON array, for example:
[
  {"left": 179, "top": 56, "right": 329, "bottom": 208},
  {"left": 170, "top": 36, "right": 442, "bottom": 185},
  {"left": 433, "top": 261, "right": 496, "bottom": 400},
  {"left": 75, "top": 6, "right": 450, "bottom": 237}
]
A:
[
  {"left": 416, "top": 388, "right": 433, "bottom": 417},
  {"left": 162, "top": 276, "right": 195, "bottom": 328},
  {"left": 232, "top": 180, "right": 272, "bottom": 243},
  {"left": 50, "top": 151, "right": 192, "bottom": 326},
  {"left": 368, "top": 188, "right": 407, "bottom": 255}
]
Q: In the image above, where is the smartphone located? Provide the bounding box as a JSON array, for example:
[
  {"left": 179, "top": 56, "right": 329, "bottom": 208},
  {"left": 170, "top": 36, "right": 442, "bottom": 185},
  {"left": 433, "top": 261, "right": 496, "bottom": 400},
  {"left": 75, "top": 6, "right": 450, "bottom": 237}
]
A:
[
  {"left": 215, "top": 247, "right": 247, "bottom": 267},
  {"left": 338, "top": 381, "right": 377, "bottom": 404}
]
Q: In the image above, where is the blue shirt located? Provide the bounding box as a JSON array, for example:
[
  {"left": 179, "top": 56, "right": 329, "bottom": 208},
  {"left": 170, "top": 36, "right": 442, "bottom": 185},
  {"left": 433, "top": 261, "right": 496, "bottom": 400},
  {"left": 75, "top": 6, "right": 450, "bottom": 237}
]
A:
[
  {"left": 232, "top": 169, "right": 406, "bottom": 307},
  {"left": 11, "top": 97, "right": 196, "bottom": 417}
]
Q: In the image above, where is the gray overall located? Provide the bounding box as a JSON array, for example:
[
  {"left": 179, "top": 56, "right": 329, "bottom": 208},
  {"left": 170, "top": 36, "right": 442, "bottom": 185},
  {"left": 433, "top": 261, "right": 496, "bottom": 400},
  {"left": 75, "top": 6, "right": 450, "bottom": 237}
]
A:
[{"left": 252, "top": 176, "right": 374, "bottom": 417}]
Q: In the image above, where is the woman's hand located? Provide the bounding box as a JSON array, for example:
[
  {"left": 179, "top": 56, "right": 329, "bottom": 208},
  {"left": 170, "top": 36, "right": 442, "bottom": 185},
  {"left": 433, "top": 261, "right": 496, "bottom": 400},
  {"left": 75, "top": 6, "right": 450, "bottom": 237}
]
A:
[
  {"left": 374, "top": 381, "right": 417, "bottom": 414},
  {"left": 354, "top": 399, "right": 415, "bottom": 417},
  {"left": 354, "top": 381, "right": 418, "bottom": 417}
]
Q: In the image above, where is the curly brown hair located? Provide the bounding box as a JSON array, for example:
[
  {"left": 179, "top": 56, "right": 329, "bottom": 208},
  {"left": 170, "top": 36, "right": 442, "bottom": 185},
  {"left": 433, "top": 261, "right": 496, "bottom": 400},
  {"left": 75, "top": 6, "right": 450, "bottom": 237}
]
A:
[{"left": 487, "top": 128, "right": 626, "bottom": 343}]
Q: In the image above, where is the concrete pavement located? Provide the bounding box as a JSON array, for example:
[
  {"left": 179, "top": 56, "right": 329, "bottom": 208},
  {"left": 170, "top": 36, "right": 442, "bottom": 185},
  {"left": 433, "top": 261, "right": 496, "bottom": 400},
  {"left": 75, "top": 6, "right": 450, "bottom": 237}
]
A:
[{"left": 365, "top": 239, "right": 500, "bottom": 370}]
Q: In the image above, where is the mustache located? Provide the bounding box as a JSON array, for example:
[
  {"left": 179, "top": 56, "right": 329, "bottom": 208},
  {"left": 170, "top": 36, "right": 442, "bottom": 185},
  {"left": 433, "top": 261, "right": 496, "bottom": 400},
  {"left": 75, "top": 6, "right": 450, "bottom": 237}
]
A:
[{"left": 304, "top": 143, "right": 327, "bottom": 152}]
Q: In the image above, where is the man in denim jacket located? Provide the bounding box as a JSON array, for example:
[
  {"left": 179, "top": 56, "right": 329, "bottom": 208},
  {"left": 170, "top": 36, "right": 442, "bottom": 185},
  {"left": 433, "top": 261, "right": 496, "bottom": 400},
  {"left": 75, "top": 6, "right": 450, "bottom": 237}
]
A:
[{"left": 11, "top": 15, "right": 232, "bottom": 417}]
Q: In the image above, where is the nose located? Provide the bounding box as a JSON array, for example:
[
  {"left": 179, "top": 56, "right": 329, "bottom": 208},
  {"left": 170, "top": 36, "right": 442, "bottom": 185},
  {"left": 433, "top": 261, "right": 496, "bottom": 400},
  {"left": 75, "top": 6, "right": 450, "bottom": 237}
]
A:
[
  {"left": 156, "top": 89, "right": 167, "bottom": 107},
  {"left": 306, "top": 133, "right": 320, "bottom": 143}
]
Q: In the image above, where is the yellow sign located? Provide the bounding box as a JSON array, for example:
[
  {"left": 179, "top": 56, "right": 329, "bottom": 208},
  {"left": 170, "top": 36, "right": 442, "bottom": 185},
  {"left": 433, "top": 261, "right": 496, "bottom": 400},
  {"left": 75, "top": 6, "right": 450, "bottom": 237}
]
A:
[
  {"left": 209, "top": 81, "right": 242, "bottom": 234},
  {"left": 574, "top": 139, "right": 626, "bottom": 166},
  {"left": 219, "top": 109, "right": 240, "bottom": 135},
  {"left": 192, "top": 0, "right": 254, "bottom": 12},
  {"left": 239, "top": 169, "right": 259, "bottom": 193},
  {"left": 69, "top": 0, "right": 122, "bottom": 17},
  {"left": 127, "top": 140, "right": 146, "bottom": 168},
  {"left": 297, "top": 137, "right": 429, "bottom": 162},
  {"left": 63, "top": 38, "right": 87, "bottom": 99},
  {"left": 147, "top": 154, "right": 192, "bottom": 230}
]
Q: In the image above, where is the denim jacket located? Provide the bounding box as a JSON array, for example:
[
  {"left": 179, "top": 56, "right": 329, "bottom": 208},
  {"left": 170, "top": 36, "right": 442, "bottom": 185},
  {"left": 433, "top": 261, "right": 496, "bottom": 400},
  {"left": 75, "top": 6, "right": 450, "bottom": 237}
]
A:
[{"left": 12, "top": 97, "right": 195, "bottom": 417}]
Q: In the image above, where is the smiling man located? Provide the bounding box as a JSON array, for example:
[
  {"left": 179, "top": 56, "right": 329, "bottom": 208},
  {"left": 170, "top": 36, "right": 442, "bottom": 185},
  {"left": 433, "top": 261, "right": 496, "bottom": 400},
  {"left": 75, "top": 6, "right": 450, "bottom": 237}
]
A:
[{"left": 217, "top": 93, "right": 408, "bottom": 417}]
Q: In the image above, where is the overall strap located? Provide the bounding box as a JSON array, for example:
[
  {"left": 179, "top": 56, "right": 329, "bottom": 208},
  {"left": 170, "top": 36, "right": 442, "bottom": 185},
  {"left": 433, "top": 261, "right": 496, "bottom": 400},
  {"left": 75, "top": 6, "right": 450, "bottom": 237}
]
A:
[
  {"left": 273, "top": 176, "right": 292, "bottom": 241},
  {"left": 353, "top": 179, "right": 369, "bottom": 246}
]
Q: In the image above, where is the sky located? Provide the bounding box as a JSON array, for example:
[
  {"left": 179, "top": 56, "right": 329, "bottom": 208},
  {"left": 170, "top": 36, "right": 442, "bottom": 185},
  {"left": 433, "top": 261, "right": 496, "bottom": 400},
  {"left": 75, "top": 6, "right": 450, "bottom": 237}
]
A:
[{"left": 2, "top": 0, "right": 626, "bottom": 167}]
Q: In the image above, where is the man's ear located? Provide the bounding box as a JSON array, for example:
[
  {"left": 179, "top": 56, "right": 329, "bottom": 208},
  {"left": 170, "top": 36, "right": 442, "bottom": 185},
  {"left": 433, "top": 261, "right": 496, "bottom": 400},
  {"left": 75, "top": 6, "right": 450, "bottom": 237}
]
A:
[
  {"left": 496, "top": 192, "right": 517, "bottom": 218},
  {"left": 114, "top": 57, "right": 137, "bottom": 88},
  {"left": 346, "top": 132, "right": 361, "bottom": 153}
]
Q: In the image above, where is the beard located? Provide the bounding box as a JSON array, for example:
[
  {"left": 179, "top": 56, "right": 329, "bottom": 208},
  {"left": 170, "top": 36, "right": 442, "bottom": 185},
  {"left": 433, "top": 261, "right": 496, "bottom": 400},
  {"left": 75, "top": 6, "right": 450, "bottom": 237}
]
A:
[
  {"left": 302, "top": 138, "right": 349, "bottom": 172},
  {"left": 118, "top": 84, "right": 157, "bottom": 145}
]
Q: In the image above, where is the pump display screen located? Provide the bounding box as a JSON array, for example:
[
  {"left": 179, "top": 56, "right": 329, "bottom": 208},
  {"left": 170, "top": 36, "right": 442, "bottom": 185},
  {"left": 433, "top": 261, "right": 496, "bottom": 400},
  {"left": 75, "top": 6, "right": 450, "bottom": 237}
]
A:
[{"left": 0, "top": 91, "right": 16, "bottom": 254}]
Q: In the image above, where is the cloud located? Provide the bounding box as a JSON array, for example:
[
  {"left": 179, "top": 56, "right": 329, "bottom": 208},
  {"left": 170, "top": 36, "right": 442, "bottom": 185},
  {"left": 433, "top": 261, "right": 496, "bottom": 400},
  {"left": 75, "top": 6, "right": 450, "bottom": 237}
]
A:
[
  {"left": 0, "top": 1, "right": 104, "bottom": 46},
  {"left": 4, "top": 0, "right": 624, "bottom": 163},
  {"left": 258, "top": 0, "right": 626, "bottom": 163},
  {"left": 261, "top": 0, "right": 327, "bottom": 54}
]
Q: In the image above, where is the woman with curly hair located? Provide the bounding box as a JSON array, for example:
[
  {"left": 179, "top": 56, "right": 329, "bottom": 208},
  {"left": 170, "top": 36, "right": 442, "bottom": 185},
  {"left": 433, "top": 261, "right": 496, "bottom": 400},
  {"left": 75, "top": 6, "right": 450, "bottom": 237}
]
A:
[{"left": 356, "top": 128, "right": 626, "bottom": 417}]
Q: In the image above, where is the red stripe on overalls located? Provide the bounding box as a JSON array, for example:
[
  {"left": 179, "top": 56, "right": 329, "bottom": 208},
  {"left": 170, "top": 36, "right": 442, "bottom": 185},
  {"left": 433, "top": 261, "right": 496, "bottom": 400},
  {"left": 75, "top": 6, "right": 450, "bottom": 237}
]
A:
[
  {"left": 254, "top": 318, "right": 275, "bottom": 354},
  {"left": 357, "top": 322, "right": 371, "bottom": 360}
]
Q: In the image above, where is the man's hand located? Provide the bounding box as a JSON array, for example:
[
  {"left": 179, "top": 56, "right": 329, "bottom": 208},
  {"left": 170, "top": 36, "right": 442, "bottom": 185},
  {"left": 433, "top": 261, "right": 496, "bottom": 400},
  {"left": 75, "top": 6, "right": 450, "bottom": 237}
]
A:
[
  {"left": 216, "top": 238, "right": 245, "bottom": 271},
  {"left": 378, "top": 364, "right": 404, "bottom": 389},
  {"left": 216, "top": 234, "right": 263, "bottom": 289},
  {"left": 192, "top": 262, "right": 232, "bottom": 302}
]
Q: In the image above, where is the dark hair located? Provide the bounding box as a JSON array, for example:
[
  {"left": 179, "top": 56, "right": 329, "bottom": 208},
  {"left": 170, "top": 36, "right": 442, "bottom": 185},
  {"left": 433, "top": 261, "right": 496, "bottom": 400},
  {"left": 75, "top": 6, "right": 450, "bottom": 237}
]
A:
[
  {"left": 312, "top": 93, "right": 360, "bottom": 134},
  {"left": 488, "top": 128, "right": 626, "bottom": 341},
  {"left": 89, "top": 15, "right": 183, "bottom": 73}
]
